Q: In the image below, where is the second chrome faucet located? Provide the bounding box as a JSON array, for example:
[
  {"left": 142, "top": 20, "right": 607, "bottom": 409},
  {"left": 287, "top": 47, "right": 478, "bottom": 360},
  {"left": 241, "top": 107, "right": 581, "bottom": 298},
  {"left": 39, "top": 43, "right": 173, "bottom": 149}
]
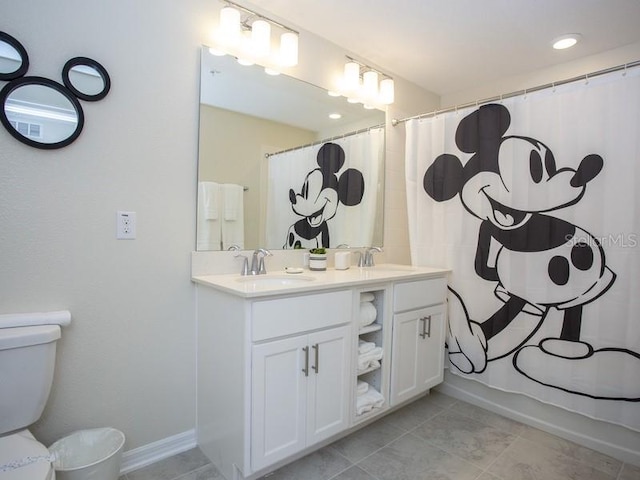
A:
[
  {"left": 358, "top": 246, "right": 383, "bottom": 267},
  {"left": 235, "top": 248, "right": 272, "bottom": 275},
  {"left": 250, "top": 248, "right": 272, "bottom": 275}
]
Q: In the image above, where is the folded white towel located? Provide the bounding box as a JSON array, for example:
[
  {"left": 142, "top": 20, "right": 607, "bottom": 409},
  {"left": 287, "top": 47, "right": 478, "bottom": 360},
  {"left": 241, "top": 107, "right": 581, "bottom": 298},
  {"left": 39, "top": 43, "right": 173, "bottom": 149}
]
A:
[
  {"left": 222, "top": 183, "right": 243, "bottom": 221},
  {"left": 360, "top": 293, "right": 375, "bottom": 302},
  {"left": 357, "top": 380, "right": 369, "bottom": 396},
  {"left": 358, "top": 340, "right": 376, "bottom": 354},
  {"left": 358, "top": 346, "right": 383, "bottom": 371},
  {"left": 356, "top": 387, "right": 385, "bottom": 415},
  {"left": 198, "top": 182, "right": 220, "bottom": 220},
  {"left": 359, "top": 302, "right": 377, "bottom": 327}
]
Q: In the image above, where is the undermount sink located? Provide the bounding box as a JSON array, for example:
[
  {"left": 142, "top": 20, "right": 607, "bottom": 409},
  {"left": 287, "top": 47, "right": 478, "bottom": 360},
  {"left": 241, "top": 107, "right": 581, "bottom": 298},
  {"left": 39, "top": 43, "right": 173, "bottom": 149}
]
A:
[{"left": 235, "top": 275, "right": 316, "bottom": 287}]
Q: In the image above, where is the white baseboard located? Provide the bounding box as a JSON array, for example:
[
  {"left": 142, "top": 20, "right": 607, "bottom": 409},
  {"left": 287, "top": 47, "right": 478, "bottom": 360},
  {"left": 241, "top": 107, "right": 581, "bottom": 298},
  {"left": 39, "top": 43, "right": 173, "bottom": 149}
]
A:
[
  {"left": 120, "top": 429, "right": 197, "bottom": 475},
  {"left": 436, "top": 381, "right": 640, "bottom": 467}
]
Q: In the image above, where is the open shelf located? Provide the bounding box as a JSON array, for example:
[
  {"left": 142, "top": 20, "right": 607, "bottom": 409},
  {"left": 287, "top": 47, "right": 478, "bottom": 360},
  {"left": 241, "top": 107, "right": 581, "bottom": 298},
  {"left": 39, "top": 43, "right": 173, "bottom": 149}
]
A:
[
  {"left": 357, "top": 363, "right": 381, "bottom": 376},
  {"left": 359, "top": 323, "right": 382, "bottom": 335},
  {"left": 354, "top": 288, "right": 387, "bottom": 422}
]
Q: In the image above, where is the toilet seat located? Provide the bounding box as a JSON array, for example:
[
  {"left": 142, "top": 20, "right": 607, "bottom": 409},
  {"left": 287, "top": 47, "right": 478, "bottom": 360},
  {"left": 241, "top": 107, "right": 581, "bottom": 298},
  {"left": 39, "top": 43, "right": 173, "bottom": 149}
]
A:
[{"left": 0, "top": 430, "right": 55, "bottom": 480}]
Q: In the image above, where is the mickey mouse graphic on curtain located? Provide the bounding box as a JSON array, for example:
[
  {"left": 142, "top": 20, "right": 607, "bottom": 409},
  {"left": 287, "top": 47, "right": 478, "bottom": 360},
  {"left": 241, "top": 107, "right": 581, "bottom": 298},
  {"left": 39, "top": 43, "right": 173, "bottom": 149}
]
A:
[
  {"left": 284, "top": 142, "right": 365, "bottom": 249},
  {"left": 423, "top": 103, "right": 640, "bottom": 401}
]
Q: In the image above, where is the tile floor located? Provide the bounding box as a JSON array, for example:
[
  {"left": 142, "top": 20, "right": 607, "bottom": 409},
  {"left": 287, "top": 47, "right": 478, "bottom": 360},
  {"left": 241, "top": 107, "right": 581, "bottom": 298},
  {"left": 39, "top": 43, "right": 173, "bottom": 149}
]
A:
[{"left": 121, "top": 391, "right": 640, "bottom": 480}]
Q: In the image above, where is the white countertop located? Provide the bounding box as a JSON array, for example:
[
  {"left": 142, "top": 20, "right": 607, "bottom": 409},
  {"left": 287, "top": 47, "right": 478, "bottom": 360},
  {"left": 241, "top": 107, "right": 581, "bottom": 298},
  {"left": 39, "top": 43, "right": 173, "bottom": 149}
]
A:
[{"left": 192, "top": 264, "right": 450, "bottom": 298}]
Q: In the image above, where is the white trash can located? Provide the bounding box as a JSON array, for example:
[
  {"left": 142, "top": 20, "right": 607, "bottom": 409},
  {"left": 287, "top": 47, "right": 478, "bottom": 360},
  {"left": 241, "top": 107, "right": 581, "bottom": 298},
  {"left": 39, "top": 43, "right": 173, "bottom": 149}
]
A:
[{"left": 48, "top": 428, "right": 125, "bottom": 480}]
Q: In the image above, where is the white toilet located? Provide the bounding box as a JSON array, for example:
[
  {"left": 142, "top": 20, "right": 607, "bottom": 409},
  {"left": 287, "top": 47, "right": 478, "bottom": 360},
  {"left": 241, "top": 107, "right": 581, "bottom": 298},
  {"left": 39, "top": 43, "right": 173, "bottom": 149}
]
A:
[{"left": 0, "top": 311, "right": 71, "bottom": 480}]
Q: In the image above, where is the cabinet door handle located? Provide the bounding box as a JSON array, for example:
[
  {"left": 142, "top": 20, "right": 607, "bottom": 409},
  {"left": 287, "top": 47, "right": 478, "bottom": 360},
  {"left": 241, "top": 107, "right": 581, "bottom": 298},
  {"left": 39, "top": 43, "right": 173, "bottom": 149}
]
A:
[
  {"left": 302, "top": 346, "right": 309, "bottom": 376},
  {"left": 419, "top": 316, "right": 431, "bottom": 339},
  {"left": 311, "top": 343, "right": 319, "bottom": 374}
]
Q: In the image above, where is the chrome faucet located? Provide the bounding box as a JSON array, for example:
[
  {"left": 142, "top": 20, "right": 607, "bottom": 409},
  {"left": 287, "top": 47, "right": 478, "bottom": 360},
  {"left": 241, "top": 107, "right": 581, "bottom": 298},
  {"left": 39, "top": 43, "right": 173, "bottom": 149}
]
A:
[
  {"left": 234, "top": 253, "right": 249, "bottom": 275},
  {"left": 250, "top": 248, "right": 272, "bottom": 275},
  {"left": 359, "top": 246, "right": 383, "bottom": 267}
]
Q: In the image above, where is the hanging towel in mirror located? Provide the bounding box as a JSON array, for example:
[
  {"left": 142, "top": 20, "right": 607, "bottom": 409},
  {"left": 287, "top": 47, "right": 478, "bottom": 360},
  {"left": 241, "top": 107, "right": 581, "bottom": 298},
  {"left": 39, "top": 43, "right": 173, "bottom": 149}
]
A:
[
  {"left": 199, "top": 182, "right": 220, "bottom": 220},
  {"left": 223, "top": 183, "right": 244, "bottom": 221}
]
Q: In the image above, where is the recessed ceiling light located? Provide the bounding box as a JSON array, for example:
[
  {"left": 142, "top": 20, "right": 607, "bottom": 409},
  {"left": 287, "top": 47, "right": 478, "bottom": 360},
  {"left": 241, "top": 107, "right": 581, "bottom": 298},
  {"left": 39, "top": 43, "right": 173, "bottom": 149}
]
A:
[
  {"left": 329, "top": 113, "right": 342, "bottom": 120},
  {"left": 552, "top": 34, "right": 581, "bottom": 50}
]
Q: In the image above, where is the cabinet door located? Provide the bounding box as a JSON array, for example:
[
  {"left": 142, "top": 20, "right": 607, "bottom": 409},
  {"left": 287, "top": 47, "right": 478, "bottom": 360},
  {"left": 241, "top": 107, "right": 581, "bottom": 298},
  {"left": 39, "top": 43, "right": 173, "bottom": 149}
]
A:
[
  {"left": 306, "top": 325, "right": 351, "bottom": 446},
  {"left": 390, "top": 305, "right": 445, "bottom": 406},
  {"left": 251, "top": 335, "right": 308, "bottom": 471},
  {"left": 420, "top": 306, "right": 446, "bottom": 390}
]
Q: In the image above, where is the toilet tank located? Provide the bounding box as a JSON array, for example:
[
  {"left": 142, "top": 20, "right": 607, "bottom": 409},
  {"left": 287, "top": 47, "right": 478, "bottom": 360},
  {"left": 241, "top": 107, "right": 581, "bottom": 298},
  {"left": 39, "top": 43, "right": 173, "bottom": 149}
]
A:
[{"left": 0, "top": 325, "right": 61, "bottom": 435}]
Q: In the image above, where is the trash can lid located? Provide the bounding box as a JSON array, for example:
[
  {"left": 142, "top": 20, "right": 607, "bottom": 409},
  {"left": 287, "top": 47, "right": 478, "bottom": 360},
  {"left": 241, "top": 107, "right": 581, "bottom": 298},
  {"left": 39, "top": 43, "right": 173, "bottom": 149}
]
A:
[{"left": 0, "top": 431, "right": 52, "bottom": 480}]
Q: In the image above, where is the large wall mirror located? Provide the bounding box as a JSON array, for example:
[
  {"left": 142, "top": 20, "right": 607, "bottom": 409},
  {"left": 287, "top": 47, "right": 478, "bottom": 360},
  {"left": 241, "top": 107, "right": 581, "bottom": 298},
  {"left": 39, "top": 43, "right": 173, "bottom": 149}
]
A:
[{"left": 197, "top": 46, "right": 386, "bottom": 251}]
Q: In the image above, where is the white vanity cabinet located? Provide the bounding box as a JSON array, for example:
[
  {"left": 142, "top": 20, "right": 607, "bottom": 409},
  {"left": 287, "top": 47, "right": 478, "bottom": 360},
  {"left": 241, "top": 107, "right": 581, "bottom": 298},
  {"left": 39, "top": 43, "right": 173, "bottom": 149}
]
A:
[
  {"left": 194, "top": 264, "right": 449, "bottom": 480},
  {"left": 390, "top": 277, "right": 447, "bottom": 406}
]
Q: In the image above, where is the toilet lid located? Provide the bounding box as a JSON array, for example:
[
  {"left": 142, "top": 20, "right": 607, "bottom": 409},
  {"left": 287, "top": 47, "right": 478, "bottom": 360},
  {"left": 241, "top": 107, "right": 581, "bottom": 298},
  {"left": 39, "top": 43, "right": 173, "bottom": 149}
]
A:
[{"left": 0, "top": 431, "right": 52, "bottom": 480}]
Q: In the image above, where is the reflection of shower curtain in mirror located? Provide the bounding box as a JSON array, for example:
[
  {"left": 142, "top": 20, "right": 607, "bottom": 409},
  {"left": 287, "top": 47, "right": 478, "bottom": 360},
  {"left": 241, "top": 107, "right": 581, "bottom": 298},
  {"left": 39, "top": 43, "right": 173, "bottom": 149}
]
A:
[{"left": 266, "top": 127, "right": 384, "bottom": 249}]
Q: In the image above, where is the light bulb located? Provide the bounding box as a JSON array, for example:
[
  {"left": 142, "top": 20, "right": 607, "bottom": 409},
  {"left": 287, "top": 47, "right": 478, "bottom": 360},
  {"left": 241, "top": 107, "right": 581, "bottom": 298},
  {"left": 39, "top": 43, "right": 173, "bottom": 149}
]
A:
[
  {"left": 379, "top": 78, "right": 395, "bottom": 104},
  {"left": 279, "top": 32, "right": 298, "bottom": 67},
  {"left": 251, "top": 20, "right": 271, "bottom": 58},
  {"left": 363, "top": 70, "right": 379, "bottom": 101},
  {"left": 218, "top": 6, "right": 241, "bottom": 47},
  {"left": 343, "top": 61, "right": 360, "bottom": 94}
]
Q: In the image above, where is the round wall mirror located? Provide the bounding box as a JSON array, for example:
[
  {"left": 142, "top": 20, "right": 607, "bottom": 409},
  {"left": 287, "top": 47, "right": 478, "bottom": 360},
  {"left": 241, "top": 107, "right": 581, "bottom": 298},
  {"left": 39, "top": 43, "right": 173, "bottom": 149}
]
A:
[
  {"left": 0, "top": 76, "right": 84, "bottom": 149},
  {"left": 62, "top": 57, "right": 110, "bottom": 101},
  {"left": 0, "top": 31, "right": 29, "bottom": 80}
]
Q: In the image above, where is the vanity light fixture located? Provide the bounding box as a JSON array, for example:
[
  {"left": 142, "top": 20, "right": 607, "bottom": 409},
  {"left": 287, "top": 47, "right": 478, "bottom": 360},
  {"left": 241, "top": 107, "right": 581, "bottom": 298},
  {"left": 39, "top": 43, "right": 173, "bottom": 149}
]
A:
[
  {"left": 333, "top": 56, "right": 394, "bottom": 108},
  {"left": 552, "top": 33, "right": 581, "bottom": 50},
  {"left": 329, "top": 113, "right": 342, "bottom": 119},
  {"left": 210, "top": 0, "right": 299, "bottom": 73}
]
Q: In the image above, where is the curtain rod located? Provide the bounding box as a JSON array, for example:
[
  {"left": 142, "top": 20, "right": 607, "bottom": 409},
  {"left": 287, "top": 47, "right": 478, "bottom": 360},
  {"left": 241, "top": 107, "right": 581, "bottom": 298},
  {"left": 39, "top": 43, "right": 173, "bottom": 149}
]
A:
[
  {"left": 265, "top": 123, "right": 385, "bottom": 158},
  {"left": 391, "top": 60, "right": 640, "bottom": 126}
]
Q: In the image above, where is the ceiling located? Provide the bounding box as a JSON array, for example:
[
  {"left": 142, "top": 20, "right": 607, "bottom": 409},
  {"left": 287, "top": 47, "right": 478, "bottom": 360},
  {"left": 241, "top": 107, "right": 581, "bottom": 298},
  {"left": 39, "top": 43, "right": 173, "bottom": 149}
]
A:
[{"left": 247, "top": 0, "right": 640, "bottom": 96}]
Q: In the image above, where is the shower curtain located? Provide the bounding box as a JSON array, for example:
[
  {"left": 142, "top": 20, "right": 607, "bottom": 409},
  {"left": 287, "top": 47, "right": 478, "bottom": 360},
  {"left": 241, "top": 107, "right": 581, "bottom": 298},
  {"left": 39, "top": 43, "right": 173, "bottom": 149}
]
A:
[
  {"left": 405, "top": 68, "right": 640, "bottom": 431},
  {"left": 266, "top": 126, "right": 384, "bottom": 249}
]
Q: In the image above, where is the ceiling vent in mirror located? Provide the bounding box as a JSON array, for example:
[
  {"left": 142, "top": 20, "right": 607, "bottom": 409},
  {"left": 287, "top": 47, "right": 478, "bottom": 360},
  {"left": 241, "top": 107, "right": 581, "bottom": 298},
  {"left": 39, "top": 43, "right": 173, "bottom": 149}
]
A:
[{"left": 209, "top": 0, "right": 299, "bottom": 75}]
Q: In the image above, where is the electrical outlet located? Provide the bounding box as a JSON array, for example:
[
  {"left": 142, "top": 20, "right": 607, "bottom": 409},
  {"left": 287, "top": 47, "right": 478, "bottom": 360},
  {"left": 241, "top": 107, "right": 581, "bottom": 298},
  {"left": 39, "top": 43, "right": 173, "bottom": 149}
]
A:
[{"left": 116, "top": 211, "right": 136, "bottom": 239}]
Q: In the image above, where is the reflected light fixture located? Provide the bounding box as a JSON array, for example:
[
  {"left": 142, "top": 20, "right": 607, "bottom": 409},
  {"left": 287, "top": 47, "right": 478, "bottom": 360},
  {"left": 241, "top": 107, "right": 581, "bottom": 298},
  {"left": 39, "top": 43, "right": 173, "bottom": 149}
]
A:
[
  {"left": 333, "top": 56, "right": 394, "bottom": 108},
  {"left": 210, "top": 0, "right": 299, "bottom": 74},
  {"left": 552, "top": 33, "right": 581, "bottom": 50}
]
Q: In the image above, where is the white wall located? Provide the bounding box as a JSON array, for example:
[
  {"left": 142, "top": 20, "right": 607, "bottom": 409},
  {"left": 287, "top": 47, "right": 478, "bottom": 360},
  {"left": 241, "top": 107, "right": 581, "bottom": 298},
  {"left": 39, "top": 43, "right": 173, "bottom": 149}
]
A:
[
  {"left": 435, "top": 42, "right": 640, "bottom": 465},
  {"left": 0, "top": 0, "right": 438, "bottom": 453},
  {"left": 0, "top": 0, "right": 207, "bottom": 449}
]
